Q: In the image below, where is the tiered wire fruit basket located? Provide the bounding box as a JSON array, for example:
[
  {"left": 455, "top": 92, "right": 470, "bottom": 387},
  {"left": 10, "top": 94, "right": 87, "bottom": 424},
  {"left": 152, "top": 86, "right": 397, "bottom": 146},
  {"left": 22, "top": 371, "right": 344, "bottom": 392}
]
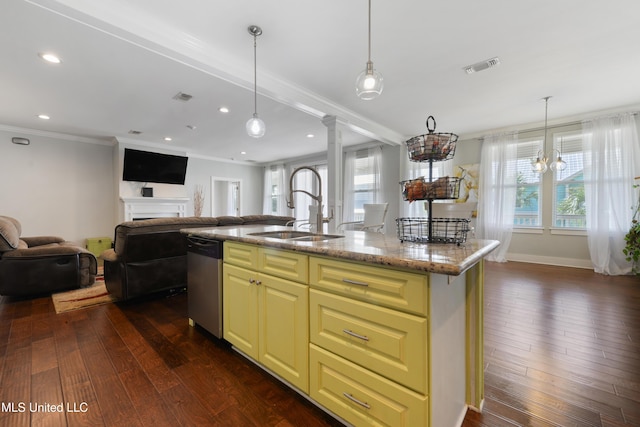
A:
[{"left": 397, "top": 115, "right": 470, "bottom": 245}]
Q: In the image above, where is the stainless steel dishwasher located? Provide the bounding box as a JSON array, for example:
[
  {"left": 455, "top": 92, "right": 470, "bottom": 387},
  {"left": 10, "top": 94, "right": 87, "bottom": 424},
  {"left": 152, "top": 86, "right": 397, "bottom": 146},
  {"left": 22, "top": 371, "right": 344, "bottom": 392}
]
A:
[{"left": 186, "top": 236, "right": 223, "bottom": 338}]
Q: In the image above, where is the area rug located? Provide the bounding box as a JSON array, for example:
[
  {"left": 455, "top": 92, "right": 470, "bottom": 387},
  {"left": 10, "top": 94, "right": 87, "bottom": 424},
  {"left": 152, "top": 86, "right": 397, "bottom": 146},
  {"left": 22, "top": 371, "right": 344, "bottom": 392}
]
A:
[{"left": 52, "top": 268, "right": 118, "bottom": 314}]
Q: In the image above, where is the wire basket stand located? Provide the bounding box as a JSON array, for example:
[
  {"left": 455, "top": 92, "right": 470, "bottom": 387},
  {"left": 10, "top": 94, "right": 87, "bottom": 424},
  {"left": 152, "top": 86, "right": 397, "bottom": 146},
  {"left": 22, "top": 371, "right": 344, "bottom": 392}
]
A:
[{"left": 399, "top": 115, "right": 468, "bottom": 244}]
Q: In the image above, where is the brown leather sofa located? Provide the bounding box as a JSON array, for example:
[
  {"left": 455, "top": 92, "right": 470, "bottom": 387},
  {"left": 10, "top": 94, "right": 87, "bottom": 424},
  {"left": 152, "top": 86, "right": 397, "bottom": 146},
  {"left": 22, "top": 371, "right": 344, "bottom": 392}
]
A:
[
  {"left": 101, "top": 215, "right": 294, "bottom": 300},
  {"left": 0, "top": 215, "right": 98, "bottom": 297}
]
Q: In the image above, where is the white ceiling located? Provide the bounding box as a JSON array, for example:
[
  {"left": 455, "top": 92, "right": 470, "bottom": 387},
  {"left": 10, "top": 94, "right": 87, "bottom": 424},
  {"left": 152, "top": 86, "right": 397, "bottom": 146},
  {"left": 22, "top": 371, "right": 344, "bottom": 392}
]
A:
[{"left": 2, "top": 0, "right": 640, "bottom": 164}]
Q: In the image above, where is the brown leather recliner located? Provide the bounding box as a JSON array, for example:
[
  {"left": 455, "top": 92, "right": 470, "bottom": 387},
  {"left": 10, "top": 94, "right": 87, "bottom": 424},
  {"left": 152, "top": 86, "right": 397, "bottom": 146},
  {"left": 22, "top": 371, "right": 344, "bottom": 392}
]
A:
[{"left": 0, "top": 216, "right": 98, "bottom": 297}]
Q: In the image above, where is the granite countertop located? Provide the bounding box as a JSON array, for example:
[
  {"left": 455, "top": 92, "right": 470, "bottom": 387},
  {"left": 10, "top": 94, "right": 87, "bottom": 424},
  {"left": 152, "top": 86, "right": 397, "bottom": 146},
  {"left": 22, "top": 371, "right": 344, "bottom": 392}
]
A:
[{"left": 183, "top": 225, "right": 499, "bottom": 276}]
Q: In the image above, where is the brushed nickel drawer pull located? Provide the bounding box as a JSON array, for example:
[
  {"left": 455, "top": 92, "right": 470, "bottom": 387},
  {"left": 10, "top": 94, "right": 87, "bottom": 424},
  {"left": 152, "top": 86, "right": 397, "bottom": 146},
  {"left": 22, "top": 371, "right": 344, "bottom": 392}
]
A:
[
  {"left": 343, "top": 392, "right": 371, "bottom": 409},
  {"left": 342, "top": 278, "right": 369, "bottom": 287},
  {"left": 343, "top": 329, "right": 369, "bottom": 341}
]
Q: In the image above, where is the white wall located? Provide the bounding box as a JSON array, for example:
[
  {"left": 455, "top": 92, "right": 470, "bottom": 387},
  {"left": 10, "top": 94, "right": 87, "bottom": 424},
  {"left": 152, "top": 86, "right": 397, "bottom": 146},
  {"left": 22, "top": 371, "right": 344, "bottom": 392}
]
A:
[
  {"left": 115, "top": 142, "right": 263, "bottom": 220},
  {"left": 0, "top": 128, "right": 115, "bottom": 244}
]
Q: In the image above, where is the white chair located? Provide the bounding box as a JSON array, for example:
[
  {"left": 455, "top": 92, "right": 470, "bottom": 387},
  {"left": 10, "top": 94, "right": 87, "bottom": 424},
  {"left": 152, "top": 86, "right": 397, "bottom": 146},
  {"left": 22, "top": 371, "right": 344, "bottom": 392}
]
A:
[{"left": 339, "top": 203, "right": 389, "bottom": 233}]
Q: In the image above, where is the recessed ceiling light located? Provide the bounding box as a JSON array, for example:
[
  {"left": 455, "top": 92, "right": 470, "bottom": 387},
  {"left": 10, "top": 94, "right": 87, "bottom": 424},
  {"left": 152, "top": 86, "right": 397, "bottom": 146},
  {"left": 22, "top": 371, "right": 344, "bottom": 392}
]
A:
[
  {"left": 219, "top": 107, "right": 230, "bottom": 113},
  {"left": 306, "top": 134, "right": 315, "bottom": 138},
  {"left": 128, "top": 130, "right": 142, "bottom": 135},
  {"left": 241, "top": 151, "right": 247, "bottom": 155},
  {"left": 38, "top": 52, "right": 61, "bottom": 64},
  {"left": 37, "top": 114, "right": 50, "bottom": 120},
  {"left": 164, "top": 137, "right": 172, "bottom": 142}
]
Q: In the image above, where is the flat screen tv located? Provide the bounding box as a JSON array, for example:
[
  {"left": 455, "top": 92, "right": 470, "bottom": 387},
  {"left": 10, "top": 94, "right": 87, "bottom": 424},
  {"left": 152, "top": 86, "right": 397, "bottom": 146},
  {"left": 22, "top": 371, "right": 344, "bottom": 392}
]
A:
[{"left": 122, "top": 148, "right": 188, "bottom": 185}]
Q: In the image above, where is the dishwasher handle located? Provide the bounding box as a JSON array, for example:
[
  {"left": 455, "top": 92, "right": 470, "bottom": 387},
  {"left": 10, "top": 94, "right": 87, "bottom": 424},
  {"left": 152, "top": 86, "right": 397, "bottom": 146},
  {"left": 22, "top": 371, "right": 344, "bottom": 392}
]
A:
[{"left": 186, "top": 236, "right": 222, "bottom": 259}]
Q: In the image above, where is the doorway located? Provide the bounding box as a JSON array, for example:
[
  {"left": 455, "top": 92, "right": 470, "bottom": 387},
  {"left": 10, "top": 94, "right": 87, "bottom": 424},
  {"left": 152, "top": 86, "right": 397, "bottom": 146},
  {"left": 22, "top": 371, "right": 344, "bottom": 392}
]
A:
[{"left": 211, "top": 177, "right": 242, "bottom": 216}]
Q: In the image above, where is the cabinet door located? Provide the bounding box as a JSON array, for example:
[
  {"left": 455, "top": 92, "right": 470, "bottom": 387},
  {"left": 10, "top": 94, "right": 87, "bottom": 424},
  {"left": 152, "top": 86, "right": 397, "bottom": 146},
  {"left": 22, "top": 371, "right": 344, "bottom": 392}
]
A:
[
  {"left": 259, "top": 273, "right": 309, "bottom": 393},
  {"left": 223, "top": 263, "right": 259, "bottom": 359}
]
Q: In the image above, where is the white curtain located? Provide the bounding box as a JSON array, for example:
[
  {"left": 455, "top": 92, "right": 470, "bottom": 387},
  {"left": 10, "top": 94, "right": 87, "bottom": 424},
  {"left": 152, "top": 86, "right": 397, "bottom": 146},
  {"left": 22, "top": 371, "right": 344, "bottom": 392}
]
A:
[
  {"left": 290, "top": 164, "right": 327, "bottom": 223},
  {"left": 582, "top": 113, "right": 640, "bottom": 275},
  {"left": 476, "top": 132, "right": 518, "bottom": 262},
  {"left": 399, "top": 148, "right": 453, "bottom": 218},
  {"left": 343, "top": 146, "right": 382, "bottom": 223},
  {"left": 262, "top": 164, "right": 288, "bottom": 215}
]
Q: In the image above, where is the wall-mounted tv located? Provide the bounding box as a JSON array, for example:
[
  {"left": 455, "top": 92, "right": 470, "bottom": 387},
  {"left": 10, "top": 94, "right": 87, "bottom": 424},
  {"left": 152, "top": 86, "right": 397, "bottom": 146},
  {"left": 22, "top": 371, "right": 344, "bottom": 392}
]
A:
[{"left": 122, "top": 148, "right": 188, "bottom": 185}]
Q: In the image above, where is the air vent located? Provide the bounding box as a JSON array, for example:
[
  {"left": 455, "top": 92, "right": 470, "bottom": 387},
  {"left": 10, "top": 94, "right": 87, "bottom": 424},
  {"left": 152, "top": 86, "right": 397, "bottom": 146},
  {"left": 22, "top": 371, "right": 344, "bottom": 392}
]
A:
[
  {"left": 128, "top": 130, "right": 142, "bottom": 135},
  {"left": 173, "top": 92, "right": 193, "bottom": 102},
  {"left": 463, "top": 57, "right": 500, "bottom": 74}
]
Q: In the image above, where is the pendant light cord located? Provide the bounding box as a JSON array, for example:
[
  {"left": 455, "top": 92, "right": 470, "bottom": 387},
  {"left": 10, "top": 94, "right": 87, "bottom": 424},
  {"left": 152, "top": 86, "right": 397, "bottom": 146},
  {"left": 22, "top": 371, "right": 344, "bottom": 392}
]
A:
[
  {"left": 367, "top": 0, "right": 372, "bottom": 63},
  {"left": 253, "top": 34, "right": 258, "bottom": 116}
]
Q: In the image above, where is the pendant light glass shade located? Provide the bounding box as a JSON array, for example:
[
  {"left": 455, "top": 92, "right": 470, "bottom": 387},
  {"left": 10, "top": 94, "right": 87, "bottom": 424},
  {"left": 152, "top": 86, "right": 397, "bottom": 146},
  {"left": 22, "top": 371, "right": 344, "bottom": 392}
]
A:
[
  {"left": 247, "top": 25, "right": 265, "bottom": 138},
  {"left": 532, "top": 150, "right": 548, "bottom": 174},
  {"left": 356, "top": 61, "right": 384, "bottom": 100},
  {"left": 549, "top": 138, "right": 567, "bottom": 171},
  {"left": 246, "top": 114, "right": 266, "bottom": 138},
  {"left": 356, "top": 0, "right": 383, "bottom": 100}
]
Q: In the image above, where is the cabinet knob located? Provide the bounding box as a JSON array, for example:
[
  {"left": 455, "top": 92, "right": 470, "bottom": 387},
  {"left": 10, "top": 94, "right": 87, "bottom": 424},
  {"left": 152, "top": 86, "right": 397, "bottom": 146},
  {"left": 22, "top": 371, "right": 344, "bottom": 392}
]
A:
[
  {"left": 256, "top": 280, "right": 262, "bottom": 286},
  {"left": 249, "top": 278, "right": 255, "bottom": 284}
]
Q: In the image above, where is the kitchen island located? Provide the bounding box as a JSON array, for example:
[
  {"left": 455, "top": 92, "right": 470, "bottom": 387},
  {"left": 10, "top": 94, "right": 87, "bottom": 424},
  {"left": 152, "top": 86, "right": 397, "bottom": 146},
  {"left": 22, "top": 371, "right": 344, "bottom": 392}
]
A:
[{"left": 182, "top": 225, "right": 499, "bottom": 427}]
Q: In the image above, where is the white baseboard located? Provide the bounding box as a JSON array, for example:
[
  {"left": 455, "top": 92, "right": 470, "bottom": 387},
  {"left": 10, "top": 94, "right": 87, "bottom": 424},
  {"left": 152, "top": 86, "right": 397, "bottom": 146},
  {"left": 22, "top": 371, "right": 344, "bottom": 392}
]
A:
[{"left": 506, "top": 253, "right": 593, "bottom": 269}]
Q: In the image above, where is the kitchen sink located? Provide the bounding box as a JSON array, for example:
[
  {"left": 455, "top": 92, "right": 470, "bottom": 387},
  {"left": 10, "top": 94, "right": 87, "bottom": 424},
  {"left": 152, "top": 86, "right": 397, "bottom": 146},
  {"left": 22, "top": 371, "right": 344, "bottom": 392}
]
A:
[
  {"left": 248, "top": 231, "right": 343, "bottom": 241},
  {"left": 289, "top": 234, "right": 343, "bottom": 242},
  {"left": 248, "top": 231, "right": 315, "bottom": 239}
]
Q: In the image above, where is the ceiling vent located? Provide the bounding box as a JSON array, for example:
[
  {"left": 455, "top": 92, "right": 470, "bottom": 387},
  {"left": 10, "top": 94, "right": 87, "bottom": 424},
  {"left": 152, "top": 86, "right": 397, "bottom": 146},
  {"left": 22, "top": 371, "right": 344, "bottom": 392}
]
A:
[
  {"left": 173, "top": 92, "right": 193, "bottom": 102},
  {"left": 128, "top": 130, "right": 142, "bottom": 135},
  {"left": 463, "top": 57, "right": 500, "bottom": 74}
]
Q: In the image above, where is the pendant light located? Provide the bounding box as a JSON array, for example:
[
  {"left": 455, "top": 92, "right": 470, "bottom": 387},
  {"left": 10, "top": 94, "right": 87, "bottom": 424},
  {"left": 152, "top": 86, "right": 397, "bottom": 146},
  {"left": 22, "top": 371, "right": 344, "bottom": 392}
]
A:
[
  {"left": 355, "top": 0, "right": 383, "bottom": 100},
  {"left": 550, "top": 136, "right": 567, "bottom": 172},
  {"left": 531, "top": 96, "right": 551, "bottom": 174},
  {"left": 246, "top": 25, "right": 265, "bottom": 138},
  {"left": 531, "top": 96, "right": 567, "bottom": 174}
]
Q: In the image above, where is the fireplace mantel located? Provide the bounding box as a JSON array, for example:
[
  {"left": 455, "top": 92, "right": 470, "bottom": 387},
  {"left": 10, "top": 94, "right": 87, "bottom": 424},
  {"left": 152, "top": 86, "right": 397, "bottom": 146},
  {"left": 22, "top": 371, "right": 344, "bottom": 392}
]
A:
[{"left": 120, "top": 197, "right": 189, "bottom": 221}]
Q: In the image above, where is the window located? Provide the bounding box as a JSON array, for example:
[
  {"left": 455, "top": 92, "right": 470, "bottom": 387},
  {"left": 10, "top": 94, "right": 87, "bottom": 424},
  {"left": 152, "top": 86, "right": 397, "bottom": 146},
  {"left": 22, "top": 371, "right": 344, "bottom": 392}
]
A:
[
  {"left": 514, "top": 138, "right": 543, "bottom": 227},
  {"left": 552, "top": 133, "right": 585, "bottom": 229},
  {"left": 290, "top": 163, "right": 327, "bottom": 223},
  {"left": 344, "top": 148, "right": 381, "bottom": 221},
  {"left": 344, "top": 147, "right": 381, "bottom": 221}
]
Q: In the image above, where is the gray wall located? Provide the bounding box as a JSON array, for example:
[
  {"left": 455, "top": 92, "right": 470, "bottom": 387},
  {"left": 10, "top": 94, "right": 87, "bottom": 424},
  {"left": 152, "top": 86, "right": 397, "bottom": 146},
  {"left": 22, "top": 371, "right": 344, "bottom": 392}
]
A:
[
  {"left": 453, "top": 137, "right": 591, "bottom": 268},
  {"left": 0, "top": 131, "right": 265, "bottom": 246},
  {"left": 0, "top": 129, "right": 115, "bottom": 244}
]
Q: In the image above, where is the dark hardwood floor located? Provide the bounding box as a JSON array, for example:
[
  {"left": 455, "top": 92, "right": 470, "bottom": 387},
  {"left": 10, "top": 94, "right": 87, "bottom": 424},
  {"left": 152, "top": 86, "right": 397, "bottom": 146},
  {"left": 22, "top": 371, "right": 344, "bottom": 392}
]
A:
[{"left": 0, "top": 261, "right": 638, "bottom": 426}]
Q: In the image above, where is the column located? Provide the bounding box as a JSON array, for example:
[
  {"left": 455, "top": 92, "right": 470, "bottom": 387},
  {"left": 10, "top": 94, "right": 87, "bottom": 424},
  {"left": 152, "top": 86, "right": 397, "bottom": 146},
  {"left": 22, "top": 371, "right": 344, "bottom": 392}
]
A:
[{"left": 322, "top": 115, "right": 343, "bottom": 233}]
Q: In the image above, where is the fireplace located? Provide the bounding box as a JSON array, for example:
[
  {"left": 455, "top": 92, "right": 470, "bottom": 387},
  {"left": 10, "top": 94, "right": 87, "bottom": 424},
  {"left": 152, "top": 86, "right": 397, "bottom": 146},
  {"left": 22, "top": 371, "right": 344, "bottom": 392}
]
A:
[{"left": 120, "top": 197, "right": 189, "bottom": 222}]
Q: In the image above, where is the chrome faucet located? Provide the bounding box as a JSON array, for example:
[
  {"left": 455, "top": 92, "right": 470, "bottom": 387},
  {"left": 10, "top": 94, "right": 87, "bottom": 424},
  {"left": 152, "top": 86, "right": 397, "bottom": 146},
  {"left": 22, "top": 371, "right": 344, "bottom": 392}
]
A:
[{"left": 287, "top": 166, "right": 326, "bottom": 233}]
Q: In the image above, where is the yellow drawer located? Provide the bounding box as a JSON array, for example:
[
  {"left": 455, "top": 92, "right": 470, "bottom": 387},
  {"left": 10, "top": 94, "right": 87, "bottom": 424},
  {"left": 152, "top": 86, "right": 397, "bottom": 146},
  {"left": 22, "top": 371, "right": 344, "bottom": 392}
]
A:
[
  {"left": 309, "top": 256, "right": 428, "bottom": 315},
  {"left": 310, "top": 289, "right": 428, "bottom": 394},
  {"left": 224, "top": 242, "right": 258, "bottom": 269},
  {"left": 258, "top": 247, "right": 308, "bottom": 284},
  {"left": 310, "top": 344, "right": 428, "bottom": 427}
]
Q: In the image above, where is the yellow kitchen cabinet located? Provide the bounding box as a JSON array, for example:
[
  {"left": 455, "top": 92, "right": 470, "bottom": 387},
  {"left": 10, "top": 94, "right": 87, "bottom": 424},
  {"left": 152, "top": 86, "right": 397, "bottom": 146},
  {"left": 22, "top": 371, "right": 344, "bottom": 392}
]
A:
[
  {"left": 310, "top": 344, "right": 428, "bottom": 427},
  {"left": 309, "top": 256, "right": 428, "bottom": 316},
  {"left": 223, "top": 242, "right": 309, "bottom": 393},
  {"left": 310, "top": 288, "right": 428, "bottom": 394}
]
